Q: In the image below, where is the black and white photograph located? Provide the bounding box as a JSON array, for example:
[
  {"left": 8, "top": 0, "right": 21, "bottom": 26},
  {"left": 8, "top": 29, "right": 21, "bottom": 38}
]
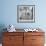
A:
[{"left": 17, "top": 5, "right": 35, "bottom": 23}]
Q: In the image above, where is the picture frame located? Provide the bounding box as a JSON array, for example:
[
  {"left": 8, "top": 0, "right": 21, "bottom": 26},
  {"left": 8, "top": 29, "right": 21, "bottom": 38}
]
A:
[{"left": 17, "top": 5, "right": 35, "bottom": 23}]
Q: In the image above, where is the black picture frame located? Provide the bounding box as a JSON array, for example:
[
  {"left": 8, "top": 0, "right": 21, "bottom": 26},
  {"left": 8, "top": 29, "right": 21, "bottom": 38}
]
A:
[{"left": 17, "top": 5, "right": 35, "bottom": 23}]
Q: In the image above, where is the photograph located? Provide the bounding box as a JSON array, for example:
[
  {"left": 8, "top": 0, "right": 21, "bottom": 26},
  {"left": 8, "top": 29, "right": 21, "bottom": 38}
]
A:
[{"left": 17, "top": 5, "right": 35, "bottom": 23}]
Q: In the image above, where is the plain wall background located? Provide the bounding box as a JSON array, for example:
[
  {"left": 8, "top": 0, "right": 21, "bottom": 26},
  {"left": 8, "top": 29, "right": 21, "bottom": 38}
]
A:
[{"left": 0, "top": 0, "right": 46, "bottom": 44}]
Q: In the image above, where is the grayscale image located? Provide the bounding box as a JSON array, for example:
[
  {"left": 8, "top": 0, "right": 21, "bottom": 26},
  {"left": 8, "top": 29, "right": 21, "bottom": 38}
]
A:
[{"left": 17, "top": 5, "right": 35, "bottom": 23}]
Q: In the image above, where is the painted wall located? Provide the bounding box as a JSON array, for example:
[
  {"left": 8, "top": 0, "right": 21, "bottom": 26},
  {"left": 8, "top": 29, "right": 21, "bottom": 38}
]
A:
[{"left": 0, "top": 0, "right": 46, "bottom": 29}]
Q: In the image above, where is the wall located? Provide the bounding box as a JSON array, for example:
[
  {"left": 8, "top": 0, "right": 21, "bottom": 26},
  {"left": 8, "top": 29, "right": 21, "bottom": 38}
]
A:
[
  {"left": 0, "top": 0, "right": 46, "bottom": 44},
  {"left": 0, "top": 0, "right": 46, "bottom": 29}
]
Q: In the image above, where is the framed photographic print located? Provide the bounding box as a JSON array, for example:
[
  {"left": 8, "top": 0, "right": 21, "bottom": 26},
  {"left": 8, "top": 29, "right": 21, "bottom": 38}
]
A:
[{"left": 17, "top": 5, "right": 35, "bottom": 23}]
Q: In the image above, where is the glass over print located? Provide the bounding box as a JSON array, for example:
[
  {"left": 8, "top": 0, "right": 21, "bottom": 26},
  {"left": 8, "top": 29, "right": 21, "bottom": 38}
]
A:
[{"left": 17, "top": 5, "right": 35, "bottom": 23}]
